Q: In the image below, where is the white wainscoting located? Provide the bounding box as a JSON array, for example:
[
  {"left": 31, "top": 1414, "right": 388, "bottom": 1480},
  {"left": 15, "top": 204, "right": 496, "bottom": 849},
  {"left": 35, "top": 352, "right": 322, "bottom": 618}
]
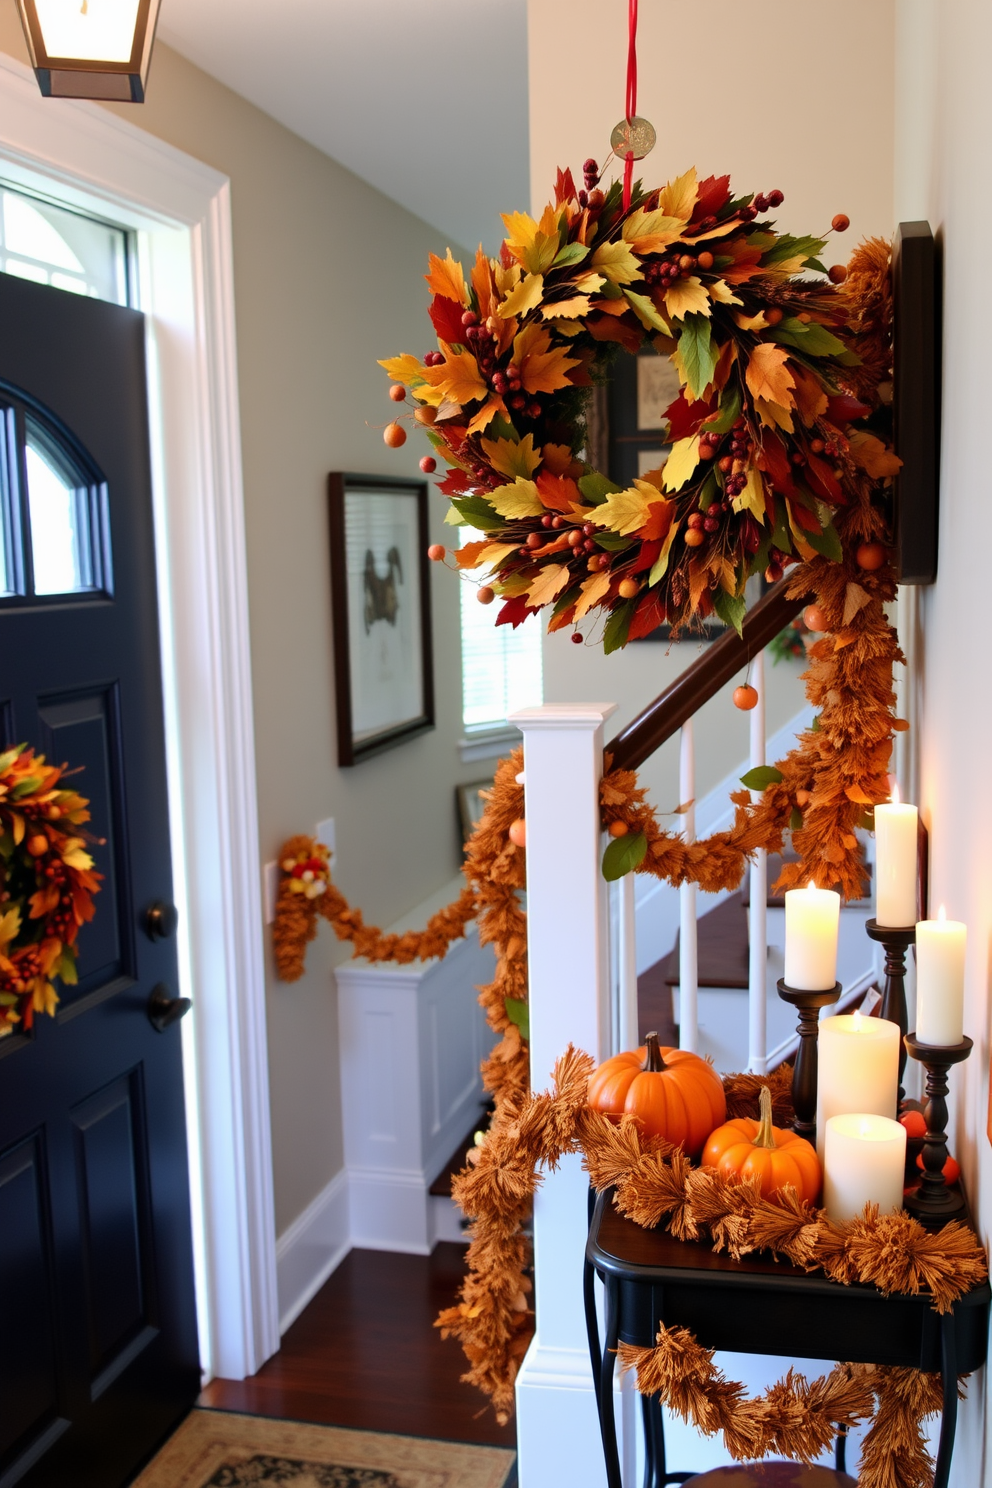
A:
[{"left": 275, "top": 1170, "right": 350, "bottom": 1334}]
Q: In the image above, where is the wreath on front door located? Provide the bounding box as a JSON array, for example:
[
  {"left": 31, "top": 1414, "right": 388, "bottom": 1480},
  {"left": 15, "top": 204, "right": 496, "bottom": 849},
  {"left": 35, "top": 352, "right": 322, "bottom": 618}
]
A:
[
  {"left": 380, "top": 165, "right": 899, "bottom": 645},
  {"left": 0, "top": 743, "right": 102, "bottom": 1032}
]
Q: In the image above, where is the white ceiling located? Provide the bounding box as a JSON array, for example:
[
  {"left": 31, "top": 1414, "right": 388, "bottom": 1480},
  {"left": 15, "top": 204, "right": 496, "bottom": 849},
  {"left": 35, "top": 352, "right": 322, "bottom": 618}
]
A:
[{"left": 157, "top": 0, "right": 531, "bottom": 255}]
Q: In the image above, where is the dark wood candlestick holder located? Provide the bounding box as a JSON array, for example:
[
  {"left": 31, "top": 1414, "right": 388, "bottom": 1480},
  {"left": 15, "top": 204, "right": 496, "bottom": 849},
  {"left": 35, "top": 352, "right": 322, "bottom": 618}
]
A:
[
  {"left": 865, "top": 919, "right": 916, "bottom": 1102},
  {"left": 903, "top": 1032, "right": 973, "bottom": 1229},
  {"left": 776, "top": 978, "right": 842, "bottom": 1145}
]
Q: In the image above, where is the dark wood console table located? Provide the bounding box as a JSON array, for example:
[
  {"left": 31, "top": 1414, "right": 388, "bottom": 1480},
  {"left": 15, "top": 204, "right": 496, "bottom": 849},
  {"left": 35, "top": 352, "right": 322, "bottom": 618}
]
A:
[{"left": 584, "top": 1190, "right": 990, "bottom": 1488}]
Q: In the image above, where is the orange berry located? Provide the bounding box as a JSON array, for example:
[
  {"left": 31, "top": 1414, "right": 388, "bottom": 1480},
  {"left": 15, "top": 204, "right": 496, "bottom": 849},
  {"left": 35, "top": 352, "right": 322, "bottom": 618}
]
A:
[
  {"left": 383, "top": 421, "right": 406, "bottom": 448},
  {"left": 733, "top": 685, "right": 758, "bottom": 711},
  {"left": 828, "top": 264, "right": 848, "bottom": 285},
  {"left": 765, "top": 307, "right": 783, "bottom": 326},
  {"left": 803, "top": 604, "right": 828, "bottom": 632},
  {"left": 427, "top": 544, "right": 446, "bottom": 562},
  {"left": 419, "top": 456, "right": 437, "bottom": 473},
  {"left": 696, "top": 251, "right": 714, "bottom": 270},
  {"left": 389, "top": 383, "right": 407, "bottom": 402},
  {"left": 508, "top": 819, "right": 527, "bottom": 848},
  {"left": 684, "top": 527, "right": 706, "bottom": 547},
  {"left": 608, "top": 820, "right": 629, "bottom": 839},
  {"left": 856, "top": 542, "right": 886, "bottom": 571},
  {"left": 797, "top": 312, "right": 811, "bottom": 324},
  {"left": 832, "top": 213, "right": 850, "bottom": 233},
  {"left": 414, "top": 405, "right": 437, "bottom": 425},
  {"left": 477, "top": 586, "right": 495, "bottom": 605},
  {"left": 27, "top": 834, "right": 48, "bottom": 857},
  {"left": 892, "top": 718, "right": 911, "bottom": 732},
  {"left": 618, "top": 578, "right": 640, "bottom": 600}
]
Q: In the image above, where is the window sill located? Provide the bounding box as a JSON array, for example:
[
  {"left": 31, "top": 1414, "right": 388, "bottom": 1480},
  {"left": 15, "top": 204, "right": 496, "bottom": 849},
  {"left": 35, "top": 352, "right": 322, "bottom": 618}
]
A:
[{"left": 458, "top": 724, "right": 522, "bottom": 765}]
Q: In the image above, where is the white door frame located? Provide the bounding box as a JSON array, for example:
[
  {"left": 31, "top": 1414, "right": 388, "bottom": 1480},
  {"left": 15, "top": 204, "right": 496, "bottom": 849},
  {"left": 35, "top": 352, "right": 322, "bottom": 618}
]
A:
[{"left": 0, "top": 52, "right": 280, "bottom": 1380}]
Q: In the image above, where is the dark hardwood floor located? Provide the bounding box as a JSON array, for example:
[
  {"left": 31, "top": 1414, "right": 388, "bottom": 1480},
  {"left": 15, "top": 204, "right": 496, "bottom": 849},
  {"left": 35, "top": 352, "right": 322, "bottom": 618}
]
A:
[{"left": 200, "top": 1243, "right": 516, "bottom": 1450}]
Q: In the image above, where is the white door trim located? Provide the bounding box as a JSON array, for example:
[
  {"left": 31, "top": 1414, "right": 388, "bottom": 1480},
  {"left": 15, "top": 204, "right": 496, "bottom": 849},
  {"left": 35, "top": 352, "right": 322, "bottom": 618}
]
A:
[{"left": 0, "top": 53, "right": 279, "bottom": 1379}]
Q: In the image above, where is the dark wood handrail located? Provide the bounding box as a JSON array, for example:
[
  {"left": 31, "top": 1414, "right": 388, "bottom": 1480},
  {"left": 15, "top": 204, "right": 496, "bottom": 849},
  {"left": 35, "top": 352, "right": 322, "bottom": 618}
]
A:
[{"left": 606, "top": 578, "right": 812, "bottom": 774}]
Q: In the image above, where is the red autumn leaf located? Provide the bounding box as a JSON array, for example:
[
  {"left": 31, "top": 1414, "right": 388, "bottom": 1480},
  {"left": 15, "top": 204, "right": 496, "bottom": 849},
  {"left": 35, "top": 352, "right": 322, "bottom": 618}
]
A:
[
  {"left": 789, "top": 498, "right": 823, "bottom": 534},
  {"left": 429, "top": 293, "right": 468, "bottom": 345},
  {"left": 555, "top": 166, "right": 578, "bottom": 206},
  {"left": 691, "top": 174, "right": 731, "bottom": 223},
  {"left": 665, "top": 390, "right": 716, "bottom": 441},
  {"left": 496, "top": 594, "right": 539, "bottom": 628},
  {"left": 587, "top": 314, "right": 644, "bottom": 355},
  {"left": 536, "top": 471, "right": 581, "bottom": 512},
  {"left": 826, "top": 393, "right": 872, "bottom": 425},
  {"left": 629, "top": 589, "right": 666, "bottom": 640},
  {"left": 438, "top": 467, "right": 472, "bottom": 496},
  {"left": 805, "top": 453, "right": 845, "bottom": 505},
  {"left": 631, "top": 537, "right": 663, "bottom": 573},
  {"left": 756, "top": 431, "right": 796, "bottom": 496}
]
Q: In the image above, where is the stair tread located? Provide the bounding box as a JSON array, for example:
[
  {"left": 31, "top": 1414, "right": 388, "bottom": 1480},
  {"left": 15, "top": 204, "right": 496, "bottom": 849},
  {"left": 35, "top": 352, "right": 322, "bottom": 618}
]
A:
[{"left": 662, "top": 891, "right": 750, "bottom": 989}]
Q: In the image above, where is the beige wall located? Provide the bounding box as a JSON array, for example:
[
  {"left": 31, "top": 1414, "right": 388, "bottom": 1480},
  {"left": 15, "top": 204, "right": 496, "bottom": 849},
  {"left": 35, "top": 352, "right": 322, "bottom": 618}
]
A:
[
  {"left": 0, "top": 17, "right": 485, "bottom": 1235},
  {"left": 528, "top": 0, "right": 896, "bottom": 803}
]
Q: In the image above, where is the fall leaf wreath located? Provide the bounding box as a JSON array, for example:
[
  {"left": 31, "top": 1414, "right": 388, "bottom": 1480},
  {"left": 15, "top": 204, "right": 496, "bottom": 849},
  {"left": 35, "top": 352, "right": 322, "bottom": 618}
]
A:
[
  {"left": 0, "top": 743, "right": 101, "bottom": 1034},
  {"left": 268, "top": 170, "right": 987, "bottom": 1485}
]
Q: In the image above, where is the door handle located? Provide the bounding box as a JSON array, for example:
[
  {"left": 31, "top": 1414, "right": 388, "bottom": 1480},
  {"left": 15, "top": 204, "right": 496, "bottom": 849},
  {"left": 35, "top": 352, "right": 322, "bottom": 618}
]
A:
[
  {"left": 147, "top": 984, "right": 191, "bottom": 1033},
  {"left": 145, "top": 900, "right": 179, "bottom": 941}
]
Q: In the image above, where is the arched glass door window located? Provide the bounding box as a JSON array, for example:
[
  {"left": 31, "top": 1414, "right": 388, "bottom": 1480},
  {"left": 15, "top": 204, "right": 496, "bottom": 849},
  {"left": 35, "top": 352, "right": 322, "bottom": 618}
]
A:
[{"left": 0, "top": 390, "right": 112, "bottom": 603}]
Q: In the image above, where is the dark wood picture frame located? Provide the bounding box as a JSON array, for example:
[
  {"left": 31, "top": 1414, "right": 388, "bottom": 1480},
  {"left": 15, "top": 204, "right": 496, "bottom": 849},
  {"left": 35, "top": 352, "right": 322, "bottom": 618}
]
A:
[
  {"left": 328, "top": 472, "right": 435, "bottom": 766},
  {"left": 893, "top": 220, "right": 940, "bottom": 585}
]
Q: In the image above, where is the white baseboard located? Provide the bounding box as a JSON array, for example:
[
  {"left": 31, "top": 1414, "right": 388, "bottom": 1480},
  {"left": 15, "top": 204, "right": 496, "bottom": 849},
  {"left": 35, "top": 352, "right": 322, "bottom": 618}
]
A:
[{"left": 275, "top": 1169, "right": 350, "bottom": 1334}]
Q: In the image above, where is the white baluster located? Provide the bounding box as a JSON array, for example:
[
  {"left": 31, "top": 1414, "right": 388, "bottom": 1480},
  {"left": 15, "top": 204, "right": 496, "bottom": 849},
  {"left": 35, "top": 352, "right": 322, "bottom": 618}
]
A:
[
  {"left": 748, "top": 649, "right": 768, "bottom": 1074},
  {"left": 679, "top": 719, "right": 698, "bottom": 1052},
  {"left": 618, "top": 872, "right": 638, "bottom": 1051}
]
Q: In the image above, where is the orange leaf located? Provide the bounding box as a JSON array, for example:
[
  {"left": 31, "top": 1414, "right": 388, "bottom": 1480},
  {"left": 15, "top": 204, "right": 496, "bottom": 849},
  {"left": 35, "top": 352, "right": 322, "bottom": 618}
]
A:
[
  {"left": 425, "top": 249, "right": 468, "bottom": 305},
  {"left": 420, "top": 342, "right": 488, "bottom": 406},
  {"left": 513, "top": 323, "right": 579, "bottom": 396},
  {"left": 848, "top": 431, "right": 903, "bottom": 478},
  {"left": 536, "top": 471, "right": 581, "bottom": 512},
  {"left": 745, "top": 342, "right": 795, "bottom": 408},
  {"left": 844, "top": 784, "right": 875, "bottom": 805}
]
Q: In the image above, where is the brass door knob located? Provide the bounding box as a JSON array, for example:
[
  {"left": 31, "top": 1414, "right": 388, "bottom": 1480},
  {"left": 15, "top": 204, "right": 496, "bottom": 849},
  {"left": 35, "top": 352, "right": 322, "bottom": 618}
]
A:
[
  {"left": 145, "top": 900, "right": 179, "bottom": 941},
  {"left": 147, "top": 984, "right": 191, "bottom": 1032}
]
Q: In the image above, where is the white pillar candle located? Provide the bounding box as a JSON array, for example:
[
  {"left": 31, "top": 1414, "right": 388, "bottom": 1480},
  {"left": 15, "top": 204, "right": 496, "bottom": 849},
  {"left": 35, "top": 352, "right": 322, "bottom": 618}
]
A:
[
  {"left": 823, "top": 1113, "right": 907, "bottom": 1224},
  {"left": 784, "top": 883, "right": 840, "bottom": 991},
  {"left": 815, "top": 1011, "right": 901, "bottom": 1158},
  {"left": 915, "top": 908, "right": 967, "bottom": 1046},
  {"left": 874, "top": 794, "right": 918, "bottom": 927}
]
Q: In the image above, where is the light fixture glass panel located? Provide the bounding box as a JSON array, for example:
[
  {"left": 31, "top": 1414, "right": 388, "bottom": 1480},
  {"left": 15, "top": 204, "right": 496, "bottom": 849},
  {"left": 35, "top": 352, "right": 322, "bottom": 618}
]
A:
[
  {"left": 32, "top": 0, "right": 141, "bottom": 63},
  {"left": 25, "top": 425, "right": 95, "bottom": 595}
]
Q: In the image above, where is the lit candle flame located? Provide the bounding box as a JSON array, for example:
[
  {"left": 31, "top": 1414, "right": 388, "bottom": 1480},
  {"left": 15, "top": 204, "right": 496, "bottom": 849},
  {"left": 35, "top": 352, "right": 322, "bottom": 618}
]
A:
[
  {"left": 859, "top": 1119, "right": 871, "bottom": 1138},
  {"left": 891, "top": 781, "right": 900, "bottom": 805},
  {"left": 938, "top": 904, "right": 947, "bottom": 924},
  {"left": 853, "top": 1008, "right": 863, "bottom": 1031},
  {"left": 808, "top": 879, "right": 815, "bottom": 892}
]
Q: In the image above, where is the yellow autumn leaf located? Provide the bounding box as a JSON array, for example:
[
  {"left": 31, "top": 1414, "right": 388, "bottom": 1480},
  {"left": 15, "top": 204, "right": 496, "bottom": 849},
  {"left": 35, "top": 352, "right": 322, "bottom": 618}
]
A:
[
  {"left": 499, "top": 273, "right": 544, "bottom": 320},
  {"left": 624, "top": 290, "right": 670, "bottom": 334},
  {"left": 541, "top": 294, "right": 591, "bottom": 320},
  {"left": 648, "top": 519, "right": 681, "bottom": 585},
  {"left": 10, "top": 812, "right": 24, "bottom": 846},
  {"left": 621, "top": 208, "right": 684, "bottom": 253},
  {"left": 658, "top": 167, "right": 698, "bottom": 221},
  {"left": 513, "top": 322, "right": 579, "bottom": 396},
  {"left": 732, "top": 467, "right": 767, "bottom": 520},
  {"left": 467, "top": 399, "right": 504, "bottom": 435},
  {"left": 745, "top": 342, "right": 795, "bottom": 408},
  {"left": 501, "top": 205, "right": 562, "bottom": 276},
  {"left": 544, "top": 318, "right": 584, "bottom": 337},
  {"left": 480, "top": 433, "right": 541, "bottom": 481},
  {"left": 848, "top": 431, "right": 902, "bottom": 478},
  {"left": 590, "top": 240, "right": 642, "bottom": 286},
  {"left": 707, "top": 279, "right": 742, "bottom": 306},
  {"left": 527, "top": 564, "right": 573, "bottom": 607},
  {"left": 378, "top": 353, "right": 426, "bottom": 386},
  {"left": 754, "top": 397, "right": 794, "bottom": 433},
  {"left": 425, "top": 248, "right": 468, "bottom": 305},
  {"left": 733, "top": 310, "right": 768, "bottom": 332},
  {"left": 662, "top": 436, "right": 701, "bottom": 492},
  {"left": 488, "top": 478, "right": 545, "bottom": 519},
  {"left": 664, "top": 276, "right": 711, "bottom": 321},
  {"left": 591, "top": 486, "right": 654, "bottom": 536},
  {"left": 63, "top": 845, "right": 94, "bottom": 871},
  {"left": 574, "top": 272, "right": 606, "bottom": 294},
  {"left": 572, "top": 570, "right": 613, "bottom": 621},
  {"left": 0, "top": 906, "right": 20, "bottom": 949}
]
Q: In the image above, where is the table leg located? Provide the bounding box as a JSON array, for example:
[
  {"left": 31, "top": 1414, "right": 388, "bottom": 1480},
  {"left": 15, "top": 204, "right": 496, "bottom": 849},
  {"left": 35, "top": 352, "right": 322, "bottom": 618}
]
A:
[
  {"left": 583, "top": 1254, "right": 602, "bottom": 1417},
  {"left": 834, "top": 1424, "right": 847, "bottom": 1476},
  {"left": 599, "top": 1274, "right": 624, "bottom": 1488},
  {"left": 932, "top": 1311, "right": 958, "bottom": 1488},
  {"left": 640, "top": 1391, "right": 663, "bottom": 1488}
]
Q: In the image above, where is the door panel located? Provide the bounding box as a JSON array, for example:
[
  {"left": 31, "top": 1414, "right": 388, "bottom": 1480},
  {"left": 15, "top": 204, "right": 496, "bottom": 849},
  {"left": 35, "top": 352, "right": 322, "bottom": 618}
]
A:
[{"left": 0, "top": 270, "right": 199, "bottom": 1486}]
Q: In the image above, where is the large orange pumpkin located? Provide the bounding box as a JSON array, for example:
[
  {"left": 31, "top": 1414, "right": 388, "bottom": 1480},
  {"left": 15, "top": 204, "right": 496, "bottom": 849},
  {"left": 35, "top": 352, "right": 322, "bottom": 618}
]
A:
[
  {"left": 587, "top": 1032, "right": 726, "bottom": 1158},
  {"left": 701, "top": 1085, "right": 821, "bottom": 1202}
]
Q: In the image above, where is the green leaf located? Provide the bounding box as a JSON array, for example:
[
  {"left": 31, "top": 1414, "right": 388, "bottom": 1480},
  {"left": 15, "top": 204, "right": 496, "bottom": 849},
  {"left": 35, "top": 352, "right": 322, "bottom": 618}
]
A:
[
  {"left": 551, "top": 583, "right": 582, "bottom": 619},
  {"left": 602, "top": 831, "right": 648, "bottom": 881},
  {"left": 771, "top": 319, "right": 847, "bottom": 358},
  {"left": 599, "top": 279, "right": 624, "bottom": 300},
  {"left": 553, "top": 241, "right": 590, "bottom": 269},
  {"left": 0, "top": 832, "right": 13, "bottom": 860},
  {"left": 57, "top": 950, "right": 78, "bottom": 985},
  {"left": 603, "top": 602, "right": 634, "bottom": 654},
  {"left": 677, "top": 313, "right": 718, "bottom": 399},
  {"left": 487, "top": 413, "right": 519, "bottom": 442},
  {"left": 771, "top": 497, "right": 793, "bottom": 557},
  {"left": 0, "top": 747, "right": 23, "bottom": 773},
  {"left": 799, "top": 518, "right": 844, "bottom": 564},
  {"left": 578, "top": 471, "right": 622, "bottom": 505},
  {"left": 701, "top": 385, "right": 742, "bottom": 435},
  {"left": 806, "top": 258, "right": 827, "bottom": 275},
  {"left": 593, "top": 531, "right": 635, "bottom": 551},
  {"left": 624, "top": 289, "right": 669, "bottom": 333},
  {"left": 712, "top": 588, "right": 746, "bottom": 636},
  {"left": 760, "top": 233, "right": 827, "bottom": 267},
  {"left": 10, "top": 776, "right": 42, "bottom": 800},
  {"left": 740, "top": 765, "right": 785, "bottom": 791},
  {"left": 504, "top": 996, "right": 530, "bottom": 1041},
  {"left": 790, "top": 807, "right": 804, "bottom": 832},
  {"left": 811, "top": 714, "right": 822, "bottom": 732},
  {"left": 447, "top": 495, "right": 501, "bottom": 531}
]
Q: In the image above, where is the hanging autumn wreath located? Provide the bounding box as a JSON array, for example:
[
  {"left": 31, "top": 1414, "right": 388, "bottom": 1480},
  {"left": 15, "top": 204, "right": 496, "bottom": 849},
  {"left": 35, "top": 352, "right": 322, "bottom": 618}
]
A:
[
  {"left": 381, "top": 165, "right": 899, "bottom": 645},
  {"left": 0, "top": 743, "right": 102, "bottom": 1033}
]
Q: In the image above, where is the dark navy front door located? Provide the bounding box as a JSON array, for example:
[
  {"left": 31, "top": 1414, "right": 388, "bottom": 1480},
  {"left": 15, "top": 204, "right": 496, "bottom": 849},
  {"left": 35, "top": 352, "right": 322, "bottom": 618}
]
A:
[{"left": 0, "top": 271, "right": 199, "bottom": 1486}]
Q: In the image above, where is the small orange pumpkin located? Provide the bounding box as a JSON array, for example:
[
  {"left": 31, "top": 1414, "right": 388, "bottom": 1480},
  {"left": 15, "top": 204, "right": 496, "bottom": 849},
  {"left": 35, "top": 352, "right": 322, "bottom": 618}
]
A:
[
  {"left": 587, "top": 1031, "right": 726, "bottom": 1158},
  {"left": 701, "top": 1085, "right": 821, "bottom": 1202}
]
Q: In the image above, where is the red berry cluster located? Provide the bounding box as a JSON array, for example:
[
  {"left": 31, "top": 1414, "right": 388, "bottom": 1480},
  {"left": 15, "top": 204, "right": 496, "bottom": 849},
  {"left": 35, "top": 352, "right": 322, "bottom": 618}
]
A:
[
  {"left": 719, "top": 419, "right": 752, "bottom": 499},
  {"left": 40, "top": 856, "right": 76, "bottom": 942},
  {"left": 424, "top": 350, "right": 444, "bottom": 366}
]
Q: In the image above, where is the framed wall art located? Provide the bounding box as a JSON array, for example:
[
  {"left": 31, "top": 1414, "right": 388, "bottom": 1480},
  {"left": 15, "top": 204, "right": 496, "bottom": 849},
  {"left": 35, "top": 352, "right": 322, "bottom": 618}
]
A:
[{"left": 328, "top": 472, "right": 435, "bottom": 766}]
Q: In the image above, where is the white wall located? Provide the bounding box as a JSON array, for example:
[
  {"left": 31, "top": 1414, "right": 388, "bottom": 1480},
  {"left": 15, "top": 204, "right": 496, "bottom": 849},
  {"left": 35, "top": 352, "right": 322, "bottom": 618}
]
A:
[
  {"left": 528, "top": 0, "right": 896, "bottom": 806},
  {"left": 896, "top": 2, "right": 992, "bottom": 1477}
]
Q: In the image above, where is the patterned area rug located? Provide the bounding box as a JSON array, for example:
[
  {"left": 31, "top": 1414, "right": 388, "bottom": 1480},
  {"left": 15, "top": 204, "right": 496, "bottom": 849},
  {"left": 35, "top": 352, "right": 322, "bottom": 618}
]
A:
[{"left": 133, "top": 1411, "right": 515, "bottom": 1488}]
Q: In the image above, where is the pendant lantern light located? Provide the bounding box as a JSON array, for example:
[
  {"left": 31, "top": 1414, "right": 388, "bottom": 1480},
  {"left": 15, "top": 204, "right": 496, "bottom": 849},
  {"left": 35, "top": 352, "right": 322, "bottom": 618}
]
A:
[{"left": 17, "top": 0, "right": 162, "bottom": 102}]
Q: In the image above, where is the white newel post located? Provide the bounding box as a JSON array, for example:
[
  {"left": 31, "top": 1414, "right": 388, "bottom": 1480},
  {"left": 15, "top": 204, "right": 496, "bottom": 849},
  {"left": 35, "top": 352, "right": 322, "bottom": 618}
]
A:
[{"left": 510, "top": 703, "right": 618, "bottom": 1488}]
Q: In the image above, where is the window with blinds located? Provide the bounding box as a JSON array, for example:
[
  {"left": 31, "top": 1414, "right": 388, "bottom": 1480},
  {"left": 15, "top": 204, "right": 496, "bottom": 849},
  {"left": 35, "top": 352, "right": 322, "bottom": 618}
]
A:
[{"left": 460, "top": 528, "right": 543, "bottom": 730}]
